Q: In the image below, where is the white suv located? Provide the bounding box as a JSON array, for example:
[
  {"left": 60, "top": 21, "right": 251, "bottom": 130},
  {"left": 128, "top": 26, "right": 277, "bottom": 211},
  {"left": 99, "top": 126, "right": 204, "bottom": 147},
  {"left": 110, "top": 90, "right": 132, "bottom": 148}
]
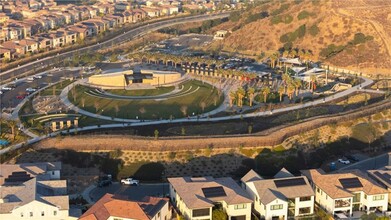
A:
[
  {"left": 121, "top": 178, "right": 139, "bottom": 185},
  {"left": 338, "top": 158, "right": 350, "bottom": 165}
]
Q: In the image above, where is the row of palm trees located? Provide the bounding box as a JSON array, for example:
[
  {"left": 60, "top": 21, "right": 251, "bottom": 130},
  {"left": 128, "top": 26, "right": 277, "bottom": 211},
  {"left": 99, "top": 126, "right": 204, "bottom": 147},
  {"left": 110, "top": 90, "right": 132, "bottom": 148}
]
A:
[{"left": 127, "top": 52, "right": 260, "bottom": 80}]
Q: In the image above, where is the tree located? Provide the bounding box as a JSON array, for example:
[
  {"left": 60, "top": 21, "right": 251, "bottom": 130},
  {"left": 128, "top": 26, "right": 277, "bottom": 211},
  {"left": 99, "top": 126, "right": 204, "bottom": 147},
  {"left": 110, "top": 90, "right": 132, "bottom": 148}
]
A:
[
  {"left": 261, "top": 87, "right": 271, "bottom": 103},
  {"left": 200, "top": 101, "right": 206, "bottom": 112},
  {"left": 180, "top": 105, "right": 188, "bottom": 116},
  {"left": 310, "top": 74, "right": 317, "bottom": 92},
  {"left": 247, "top": 87, "right": 255, "bottom": 106},
  {"left": 94, "top": 101, "right": 100, "bottom": 113},
  {"left": 236, "top": 87, "right": 246, "bottom": 107},
  {"left": 287, "top": 83, "right": 295, "bottom": 100},
  {"left": 294, "top": 78, "right": 302, "bottom": 96},
  {"left": 229, "top": 91, "right": 236, "bottom": 107},
  {"left": 278, "top": 86, "right": 285, "bottom": 102},
  {"left": 7, "top": 120, "right": 18, "bottom": 140},
  {"left": 212, "top": 208, "right": 228, "bottom": 220},
  {"left": 154, "top": 129, "right": 159, "bottom": 140}
]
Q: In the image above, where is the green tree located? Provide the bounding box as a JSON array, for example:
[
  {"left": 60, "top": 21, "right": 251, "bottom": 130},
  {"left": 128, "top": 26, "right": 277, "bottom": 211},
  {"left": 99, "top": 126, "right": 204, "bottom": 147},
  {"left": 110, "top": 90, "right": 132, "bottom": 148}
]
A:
[
  {"left": 154, "top": 129, "right": 159, "bottom": 140},
  {"left": 212, "top": 208, "right": 228, "bottom": 220}
]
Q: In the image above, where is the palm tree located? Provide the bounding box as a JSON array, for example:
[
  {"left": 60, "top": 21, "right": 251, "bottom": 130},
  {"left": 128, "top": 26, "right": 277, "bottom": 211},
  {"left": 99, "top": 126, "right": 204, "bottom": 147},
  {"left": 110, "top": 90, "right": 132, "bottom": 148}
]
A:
[
  {"left": 7, "top": 120, "right": 18, "bottom": 140},
  {"left": 294, "top": 78, "right": 302, "bottom": 96},
  {"left": 269, "top": 52, "right": 278, "bottom": 69},
  {"left": 247, "top": 87, "right": 255, "bottom": 107},
  {"left": 310, "top": 74, "right": 317, "bottom": 92},
  {"left": 229, "top": 91, "right": 236, "bottom": 107},
  {"left": 236, "top": 87, "right": 246, "bottom": 107},
  {"left": 278, "top": 86, "right": 285, "bottom": 102},
  {"left": 287, "top": 83, "right": 295, "bottom": 100},
  {"left": 261, "top": 87, "right": 271, "bottom": 103},
  {"left": 180, "top": 105, "right": 188, "bottom": 117}
]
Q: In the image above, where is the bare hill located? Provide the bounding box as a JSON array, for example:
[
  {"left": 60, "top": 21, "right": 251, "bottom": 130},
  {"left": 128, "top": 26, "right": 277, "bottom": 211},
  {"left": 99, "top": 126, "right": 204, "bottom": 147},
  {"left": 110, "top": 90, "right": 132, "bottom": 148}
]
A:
[{"left": 208, "top": 0, "right": 391, "bottom": 76}]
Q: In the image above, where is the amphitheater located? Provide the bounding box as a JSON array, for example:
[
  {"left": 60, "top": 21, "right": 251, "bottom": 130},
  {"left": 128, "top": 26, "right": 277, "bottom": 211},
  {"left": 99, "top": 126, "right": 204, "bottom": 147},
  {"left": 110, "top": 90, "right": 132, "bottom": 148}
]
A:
[{"left": 88, "top": 69, "right": 182, "bottom": 89}]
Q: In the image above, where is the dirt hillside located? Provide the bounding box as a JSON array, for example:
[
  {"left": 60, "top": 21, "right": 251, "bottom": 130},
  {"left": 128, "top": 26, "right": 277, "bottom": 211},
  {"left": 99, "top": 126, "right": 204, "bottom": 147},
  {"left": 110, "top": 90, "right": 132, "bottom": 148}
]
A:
[{"left": 208, "top": 0, "right": 391, "bottom": 76}]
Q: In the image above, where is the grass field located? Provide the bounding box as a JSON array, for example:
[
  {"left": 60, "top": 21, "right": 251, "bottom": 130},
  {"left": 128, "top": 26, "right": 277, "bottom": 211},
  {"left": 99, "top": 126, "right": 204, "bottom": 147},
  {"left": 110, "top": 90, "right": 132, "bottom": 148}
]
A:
[
  {"left": 70, "top": 80, "right": 223, "bottom": 119},
  {"left": 40, "top": 80, "right": 73, "bottom": 96},
  {"left": 108, "top": 86, "right": 175, "bottom": 97}
]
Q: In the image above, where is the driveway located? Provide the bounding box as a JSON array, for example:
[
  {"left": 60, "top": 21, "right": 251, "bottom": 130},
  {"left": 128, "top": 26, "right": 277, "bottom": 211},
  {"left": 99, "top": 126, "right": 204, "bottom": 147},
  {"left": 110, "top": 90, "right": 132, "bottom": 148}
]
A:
[{"left": 89, "top": 182, "right": 169, "bottom": 202}]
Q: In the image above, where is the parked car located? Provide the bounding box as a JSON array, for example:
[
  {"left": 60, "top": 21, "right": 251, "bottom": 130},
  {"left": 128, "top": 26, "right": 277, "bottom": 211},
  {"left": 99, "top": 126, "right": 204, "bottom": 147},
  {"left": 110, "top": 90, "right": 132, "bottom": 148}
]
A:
[
  {"left": 26, "top": 77, "right": 34, "bottom": 81},
  {"left": 345, "top": 155, "right": 359, "bottom": 162},
  {"left": 16, "top": 95, "right": 26, "bottom": 100},
  {"left": 338, "top": 158, "right": 351, "bottom": 165},
  {"left": 33, "top": 75, "right": 42, "bottom": 79},
  {"left": 25, "top": 87, "right": 37, "bottom": 92},
  {"left": 1, "top": 86, "right": 13, "bottom": 91},
  {"left": 97, "top": 179, "right": 112, "bottom": 187},
  {"left": 121, "top": 178, "right": 139, "bottom": 186}
]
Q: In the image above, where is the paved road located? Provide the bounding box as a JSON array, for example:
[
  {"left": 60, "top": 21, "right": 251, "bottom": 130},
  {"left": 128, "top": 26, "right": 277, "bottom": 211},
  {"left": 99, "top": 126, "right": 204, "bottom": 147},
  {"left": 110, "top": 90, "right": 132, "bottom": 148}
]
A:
[
  {"left": 339, "top": 153, "right": 390, "bottom": 171},
  {"left": 0, "top": 13, "right": 230, "bottom": 86},
  {"left": 89, "top": 182, "right": 169, "bottom": 202}
]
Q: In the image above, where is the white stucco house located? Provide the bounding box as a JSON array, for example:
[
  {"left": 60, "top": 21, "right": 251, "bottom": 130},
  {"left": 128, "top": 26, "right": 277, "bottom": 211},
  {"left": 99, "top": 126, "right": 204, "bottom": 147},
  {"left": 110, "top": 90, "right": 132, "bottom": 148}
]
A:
[
  {"left": 168, "top": 176, "right": 253, "bottom": 220},
  {"left": 241, "top": 169, "right": 315, "bottom": 220},
  {"left": 301, "top": 169, "right": 389, "bottom": 218}
]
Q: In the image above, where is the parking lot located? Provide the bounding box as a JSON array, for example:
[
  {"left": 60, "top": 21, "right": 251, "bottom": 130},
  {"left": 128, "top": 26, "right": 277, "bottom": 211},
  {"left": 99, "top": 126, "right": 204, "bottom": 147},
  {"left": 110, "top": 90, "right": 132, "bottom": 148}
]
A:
[
  {"left": 89, "top": 182, "right": 169, "bottom": 202},
  {"left": 148, "top": 34, "right": 213, "bottom": 55},
  {"left": 0, "top": 69, "right": 80, "bottom": 110}
]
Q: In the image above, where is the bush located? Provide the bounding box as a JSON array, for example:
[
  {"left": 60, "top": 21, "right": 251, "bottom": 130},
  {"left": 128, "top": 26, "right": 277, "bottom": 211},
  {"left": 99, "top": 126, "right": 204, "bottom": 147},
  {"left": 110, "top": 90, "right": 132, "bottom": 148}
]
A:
[
  {"left": 308, "top": 24, "right": 320, "bottom": 36},
  {"left": 320, "top": 44, "right": 345, "bottom": 58},
  {"left": 229, "top": 11, "right": 241, "bottom": 22},
  {"left": 297, "top": 10, "right": 312, "bottom": 20},
  {"left": 246, "top": 11, "right": 269, "bottom": 23},
  {"left": 271, "top": 3, "right": 290, "bottom": 16}
]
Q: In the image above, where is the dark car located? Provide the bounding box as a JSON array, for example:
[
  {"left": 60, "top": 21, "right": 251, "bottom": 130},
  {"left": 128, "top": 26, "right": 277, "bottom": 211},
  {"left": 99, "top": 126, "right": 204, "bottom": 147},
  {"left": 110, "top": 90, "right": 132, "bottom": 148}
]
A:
[
  {"left": 345, "top": 155, "right": 359, "bottom": 162},
  {"left": 97, "top": 179, "right": 112, "bottom": 187}
]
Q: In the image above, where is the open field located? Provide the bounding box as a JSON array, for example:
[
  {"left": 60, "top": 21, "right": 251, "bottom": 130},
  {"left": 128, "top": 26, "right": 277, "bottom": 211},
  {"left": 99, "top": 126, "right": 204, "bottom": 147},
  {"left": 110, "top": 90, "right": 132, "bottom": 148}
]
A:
[
  {"left": 108, "top": 86, "right": 175, "bottom": 96},
  {"left": 70, "top": 79, "right": 223, "bottom": 119}
]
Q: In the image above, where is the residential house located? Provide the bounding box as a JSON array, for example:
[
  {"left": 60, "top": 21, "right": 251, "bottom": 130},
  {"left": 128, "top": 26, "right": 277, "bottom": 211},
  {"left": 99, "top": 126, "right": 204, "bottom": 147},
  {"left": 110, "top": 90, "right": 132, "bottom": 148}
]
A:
[
  {"left": 301, "top": 169, "right": 389, "bottom": 217},
  {"left": 67, "top": 24, "right": 92, "bottom": 40},
  {"left": 168, "top": 176, "right": 253, "bottom": 220},
  {"left": 79, "top": 193, "right": 171, "bottom": 220},
  {"left": 34, "top": 35, "right": 53, "bottom": 51},
  {"left": 367, "top": 168, "right": 391, "bottom": 205},
  {"left": 0, "top": 162, "right": 71, "bottom": 220},
  {"left": 18, "top": 38, "right": 39, "bottom": 53},
  {"left": 241, "top": 169, "right": 315, "bottom": 220},
  {"left": 103, "top": 14, "right": 123, "bottom": 29},
  {"left": 0, "top": 12, "right": 10, "bottom": 23},
  {"left": 114, "top": 2, "right": 132, "bottom": 11},
  {"left": 0, "top": 48, "right": 12, "bottom": 60},
  {"left": 141, "top": 7, "right": 161, "bottom": 18},
  {"left": 82, "top": 19, "right": 107, "bottom": 35},
  {"left": 132, "top": 9, "right": 147, "bottom": 22},
  {"left": 56, "top": 28, "right": 77, "bottom": 45},
  {"left": 159, "top": 5, "right": 179, "bottom": 15},
  {"left": 1, "top": 41, "right": 26, "bottom": 55}
]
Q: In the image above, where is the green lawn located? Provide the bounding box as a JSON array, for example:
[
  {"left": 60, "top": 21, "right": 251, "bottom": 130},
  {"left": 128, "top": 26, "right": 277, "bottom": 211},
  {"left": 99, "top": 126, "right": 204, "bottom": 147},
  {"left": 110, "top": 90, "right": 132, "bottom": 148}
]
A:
[
  {"left": 40, "top": 80, "right": 73, "bottom": 96},
  {"left": 108, "top": 86, "right": 175, "bottom": 97},
  {"left": 70, "top": 80, "right": 223, "bottom": 119}
]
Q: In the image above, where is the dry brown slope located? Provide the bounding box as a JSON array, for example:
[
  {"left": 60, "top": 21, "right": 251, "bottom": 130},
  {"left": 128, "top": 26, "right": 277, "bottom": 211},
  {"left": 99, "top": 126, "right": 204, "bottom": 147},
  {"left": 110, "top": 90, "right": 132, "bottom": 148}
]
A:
[{"left": 209, "top": 0, "right": 391, "bottom": 75}]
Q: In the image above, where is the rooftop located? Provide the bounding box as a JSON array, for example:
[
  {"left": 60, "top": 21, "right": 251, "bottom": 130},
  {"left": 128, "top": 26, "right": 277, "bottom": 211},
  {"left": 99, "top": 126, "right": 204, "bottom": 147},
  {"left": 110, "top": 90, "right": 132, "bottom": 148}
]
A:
[
  {"left": 301, "top": 169, "right": 388, "bottom": 199},
  {"left": 79, "top": 193, "right": 168, "bottom": 220},
  {"left": 168, "top": 176, "right": 252, "bottom": 209}
]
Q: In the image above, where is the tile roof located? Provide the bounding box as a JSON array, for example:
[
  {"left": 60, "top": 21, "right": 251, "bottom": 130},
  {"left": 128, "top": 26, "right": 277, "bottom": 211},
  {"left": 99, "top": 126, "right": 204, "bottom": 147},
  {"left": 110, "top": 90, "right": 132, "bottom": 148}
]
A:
[
  {"left": 80, "top": 194, "right": 168, "bottom": 220},
  {"left": 302, "top": 169, "right": 388, "bottom": 199},
  {"left": 368, "top": 169, "right": 391, "bottom": 188},
  {"left": 274, "top": 167, "right": 294, "bottom": 179},
  {"left": 168, "top": 176, "right": 252, "bottom": 209}
]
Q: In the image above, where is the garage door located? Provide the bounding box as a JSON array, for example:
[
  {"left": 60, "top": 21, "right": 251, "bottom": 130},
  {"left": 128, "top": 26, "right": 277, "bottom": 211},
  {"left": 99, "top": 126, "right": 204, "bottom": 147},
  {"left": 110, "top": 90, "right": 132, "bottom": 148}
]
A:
[{"left": 231, "top": 215, "right": 246, "bottom": 220}]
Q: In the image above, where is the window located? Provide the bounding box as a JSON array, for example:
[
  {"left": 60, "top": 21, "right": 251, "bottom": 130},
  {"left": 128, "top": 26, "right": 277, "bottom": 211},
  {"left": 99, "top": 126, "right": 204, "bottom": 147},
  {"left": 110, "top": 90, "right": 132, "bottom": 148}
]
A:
[
  {"left": 317, "top": 188, "right": 320, "bottom": 193},
  {"left": 234, "top": 204, "right": 247, "bottom": 210},
  {"left": 299, "top": 207, "right": 311, "bottom": 215},
  {"left": 300, "top": 196, "right": 311, "bottom": 201},
  {"left": 53, "top": 211, "right": 57, "bottom": 216},
  {"left": 30, "top": 212, "right": 33, "bottom": 217},
  {"left": 41, "top": 211, "right": 45, "bottom": 216},
  {"left": 20, "top": 212, "right": 24, "bottom": 217},
  {"left": 157, "top": 212, "right": 161, "bottom": 218},
  {"left": 52, "top": 171, "right": 55, "bottom": 175},
  {"left": 270, "top": 204, "right": 283, "bottom": 210},
  {"left": 192, "top": 208, "right": 210, "bottom": 217},
  {"left": 364, "top": 194, "right": 367, "bottom": 199},
  {"left": 373, "top": 195, "right": 385, "bottom": 201}
]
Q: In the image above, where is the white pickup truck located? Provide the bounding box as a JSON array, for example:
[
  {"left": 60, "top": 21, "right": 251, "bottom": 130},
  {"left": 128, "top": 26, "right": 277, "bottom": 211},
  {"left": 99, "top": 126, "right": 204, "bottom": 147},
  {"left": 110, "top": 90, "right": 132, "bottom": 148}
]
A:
[{"left": 121, "top": 178, "right": 139, "bottom": 185}]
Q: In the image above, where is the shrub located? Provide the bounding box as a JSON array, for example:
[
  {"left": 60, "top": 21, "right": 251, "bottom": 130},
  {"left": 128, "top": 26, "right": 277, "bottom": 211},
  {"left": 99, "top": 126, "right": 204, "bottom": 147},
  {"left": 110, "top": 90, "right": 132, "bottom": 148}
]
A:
[
  {"left": 320, "top": 44, "right": 345, "bottom": 58},
  {"left": 271, "top": 3, "right": 290, "bottom": 16},
  {"left": 273, "top": 145, "right": 286, "bottom": 152},
  {"left": 297, "top": 10, "right": 312, "bottom": 20},
  {"left": 229, "top": 11, "right": 241, "bottom": 22},
  {"left": 308, "top": 24, "right": 320, "bottom": 36},
  {"left": 246, "top": 11, "right": 269, "bottom": 23}
]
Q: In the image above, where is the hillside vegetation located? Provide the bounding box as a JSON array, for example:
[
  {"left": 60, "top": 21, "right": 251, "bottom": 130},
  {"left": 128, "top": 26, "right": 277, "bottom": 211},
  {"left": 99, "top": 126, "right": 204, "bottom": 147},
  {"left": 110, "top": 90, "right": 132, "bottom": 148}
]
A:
[{"left": 208, "top": 0, "right": 391, "bottom": 75}]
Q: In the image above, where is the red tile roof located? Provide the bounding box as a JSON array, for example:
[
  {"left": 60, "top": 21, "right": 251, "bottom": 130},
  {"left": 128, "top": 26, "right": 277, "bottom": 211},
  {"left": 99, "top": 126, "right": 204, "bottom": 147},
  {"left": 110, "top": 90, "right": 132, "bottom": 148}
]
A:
[{"left": 79, "top": 193, "right": 168, "bottom": 220}]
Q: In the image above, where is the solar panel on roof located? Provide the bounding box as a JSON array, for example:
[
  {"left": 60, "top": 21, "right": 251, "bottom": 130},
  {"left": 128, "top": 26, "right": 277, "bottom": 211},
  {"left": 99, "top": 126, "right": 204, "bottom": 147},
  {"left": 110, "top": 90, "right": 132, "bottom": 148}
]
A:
[
  {"left": 202, "top": 186, "right": 226, "bottom": 198},
  {"left": 374, "top": 171, "right": 391, "bottom": 185},
  {"left": 274, "top": 177, "right": 306, "bottom": 188},
  {"left": 5, "top": 171, "right": 33, "bottom": 183},
  {"left": 339, "top": 177, "right": 363, "bottom": 188}
]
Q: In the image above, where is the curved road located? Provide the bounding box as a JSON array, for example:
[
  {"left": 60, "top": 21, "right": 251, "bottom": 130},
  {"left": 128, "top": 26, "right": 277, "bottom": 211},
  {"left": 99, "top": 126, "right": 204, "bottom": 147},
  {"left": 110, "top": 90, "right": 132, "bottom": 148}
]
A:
[{"left": 0, "top": 12, "right": 230, "bottom": 83}]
